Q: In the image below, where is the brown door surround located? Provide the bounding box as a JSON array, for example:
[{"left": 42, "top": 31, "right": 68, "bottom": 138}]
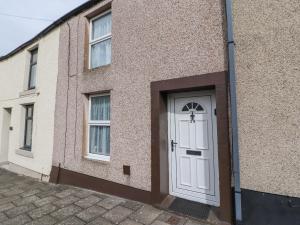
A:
[
  {"left": 49, "top": 71, "right": 232, "bottom": 224},
  {"left": 150, "top": 71, "right": 232, "bottom": 224}
]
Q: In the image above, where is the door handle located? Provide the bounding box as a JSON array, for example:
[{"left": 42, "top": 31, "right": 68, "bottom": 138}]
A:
[{"left": 171, "top": 140, "right": 177, "bottom": 152}]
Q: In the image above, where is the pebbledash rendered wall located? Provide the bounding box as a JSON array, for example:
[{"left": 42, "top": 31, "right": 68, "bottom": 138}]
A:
[
  {"left": 233, "top": 0, "right": 300, "bottom": 197},
  {"left": 0, "top": 28, "right": 60, "bottom": 179},
  {"left": 52, "top": 0, "right": 227, "bottom": 191}
]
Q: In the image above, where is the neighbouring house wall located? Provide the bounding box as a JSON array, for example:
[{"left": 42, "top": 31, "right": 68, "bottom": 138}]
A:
[
  {"left": 233, "top": 1, "right": 300, "bottom": 197},
  {"left": 52, "top": 0, "right": 227, "bottom": 191},
  {"left": 0, "top": 28, "right": 60, "bottom": 178}
]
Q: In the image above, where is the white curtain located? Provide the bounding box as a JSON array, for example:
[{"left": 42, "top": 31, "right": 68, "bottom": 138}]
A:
[
  {"left": 89, "top": 126, "right": 110, "bottom": 155},
  {"left": 92, "top": 12, "right": 111, "bottom": 39},
  {"left": 91, "top": 39, "right": 111, "bottom": 68},
  {"left": 90, "top": 95, "right": 110, "bottom": 120}
]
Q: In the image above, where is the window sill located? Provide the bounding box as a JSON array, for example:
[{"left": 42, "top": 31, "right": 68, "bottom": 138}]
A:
[
  {"left": 19, "top": 89, "right": 39, "bottom": 98},
  {"left": 84, "top": 154, "right": 110, "bottom": 163},
  {"left": 16, "top": 148, "right": 33, "bottom": 158},
  {"left": 90, "top": 63, "right": 111, "bottom": 71},
  {"left": 83, "top": 64, "right": 111, "bottom": 75}
]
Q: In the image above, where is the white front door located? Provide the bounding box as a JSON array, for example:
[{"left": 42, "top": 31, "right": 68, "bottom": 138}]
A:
[{"left": 168, "top": 91, "right": 220, "bottom": 206}]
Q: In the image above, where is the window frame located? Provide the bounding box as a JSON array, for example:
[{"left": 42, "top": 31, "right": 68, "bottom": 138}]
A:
[
  {"left": 89, "top": 10, "right": 112, "bottom": 69},
  {"left": 28, "top": 48, "right": 38, "bottom": 90},
  {"left": 87, "top": 93, "right": 111, "bottom": 161},
  {"left": 23, "top": 104, "right": 34, "bottom": 151}
]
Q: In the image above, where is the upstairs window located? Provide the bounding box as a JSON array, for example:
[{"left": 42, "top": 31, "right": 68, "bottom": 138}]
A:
[
  {"left": 28, "top": 49, "right": 38, "bottom": 89},
  {"left": 89, "top": 11, "right": 112, "bottom": 69}
]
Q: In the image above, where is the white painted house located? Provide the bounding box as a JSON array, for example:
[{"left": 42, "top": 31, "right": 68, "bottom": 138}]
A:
[{"left": 0, "top": 27, "right": 60, "bottom": 180}]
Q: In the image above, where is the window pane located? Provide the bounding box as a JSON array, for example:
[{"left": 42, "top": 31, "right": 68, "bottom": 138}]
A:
[
  {"left": 31, "top": 50, "right": 38, "bottom": 64},
  {"left": 92, "top": 12, "right": 111, "bottom": 40},
  {"left": 90, "top": 95, "right": 110, "bottom": 120},
  {"left": 91, "top": 38, "right": 111, "bottom": 68},
  {"left": 27, "top": 106, "right": 33, "bottom": 117},
  {"left": 29, "top": 64, "right": 36, "bottom": 89},
  {"left": 89, "top": 126, "right": 110, "bottom": 155},
  {"left": 25, "top": 119, "right": 33, "bottom": 148}
]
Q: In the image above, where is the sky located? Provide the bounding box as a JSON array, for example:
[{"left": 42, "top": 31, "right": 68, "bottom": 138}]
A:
[{"left": 0, "top": 0, "right": 88, "bottom": 56}]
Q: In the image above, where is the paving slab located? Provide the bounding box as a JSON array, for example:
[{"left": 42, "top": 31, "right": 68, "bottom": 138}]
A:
[
  {"left": 56, "top": 216, "right": 85, "bottom": 225},
  {"left": 28, "top": 204, "right": 57, "bottom": 219},
  {"left": 24, "top": 215, "right": 57, "bottom": 225},
  {"left": 75, "top": 195, "right": 102, "bottom": 208},
  {"left": 51, "top": 204, "right": 82, "bottom": 220},
  {"left": 55, "top": 189, "right": 78, "bottom": 198},
  {"left": 86, "top": 217, "right": 114, "bottom": 225},
  {"left": 74, "top": 190, "right": 94, "bottom": 199},
  {"left": 156, "top": 211, "right": 187, "bottom": 225},
  {"left": 0, "top": 195, "right": 20, "bottom": 205},
  {"left": 129, "top": 205, "right": 162, "bottom": 225},
  {"left": 102, "top": 206, "right": 133, "bottom": 224},
  {"left": 34, "top": 196, "right": 58, "bottom": 207},
  {"left": 20, "top": 189, "right": 41, "bottom": 198},
  {"left": 0, "top": 212, "right": 8, "bottom": 222},
  {"left": 0, "top": 203, "right": 14, "bottom": 212},
  {"left": 121, "top": 200, "right": 143, "bottom": 211},
  {"left": 5, "top": 203, "right": 36, "bottom": 218},
  {"left": 76, "top": 205, "right": 106, "bottom": 222},
  {"left": 2, "top": 188, "right": 24, "bottom": 197},
  {"left": 97, "top": 196, "right": 126, "bottom": 209},
  {"left": 12, "top": 195, "right": 40, "bottom": 206},
  {"left": 35, "top": 190, "right": 59, "bottom": 198},
  {"left": 1, "top": 214, "right": 32, "bottom": 225},
  {"left": 53, "top": 195, "right": 80, "bottom": 208}
]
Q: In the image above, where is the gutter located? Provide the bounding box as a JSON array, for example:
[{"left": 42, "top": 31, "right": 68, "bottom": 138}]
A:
[{"left": 224, "top": 0, "right": 243, "bottom": 224}]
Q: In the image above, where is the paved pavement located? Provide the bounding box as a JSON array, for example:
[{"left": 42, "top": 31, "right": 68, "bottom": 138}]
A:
[{"left": 0, "top": 169, "right": 210, "bottom": 225}]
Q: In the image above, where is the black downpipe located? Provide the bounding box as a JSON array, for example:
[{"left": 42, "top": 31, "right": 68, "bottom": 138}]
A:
[{"left": 225, "top": 0, "right": 243, "bottom": 224}]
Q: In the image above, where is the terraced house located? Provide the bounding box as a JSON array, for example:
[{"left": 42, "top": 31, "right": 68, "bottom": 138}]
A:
[
  {"left": 0, "top": 23, "right": 60, "bottom": 180},
  {"left": 0, "top": 0, "right": 299, "bottom": 225}
]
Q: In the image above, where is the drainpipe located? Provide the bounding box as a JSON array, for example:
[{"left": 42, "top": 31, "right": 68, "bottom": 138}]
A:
[{"left": 225, "top": 0, "right": 242, "bottom": 224}]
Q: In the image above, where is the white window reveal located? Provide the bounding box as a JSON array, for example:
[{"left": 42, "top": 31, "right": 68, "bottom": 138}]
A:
[
  {"left": 89, "top": 10, "right": 112, "bottom": 69},
  {"left": 88, "top": 94, "right": 110, "bottom": 161}
]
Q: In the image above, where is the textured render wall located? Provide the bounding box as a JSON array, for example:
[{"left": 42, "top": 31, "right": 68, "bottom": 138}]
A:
[
  {"left": 233, "top": 1, "right": 300, "bottom": 197},
  {"left": 52, "top": 0, "right": 226, "bottom": 191},
  {"left": 0, "top": 28, "right": 60, "bottom": 177}
]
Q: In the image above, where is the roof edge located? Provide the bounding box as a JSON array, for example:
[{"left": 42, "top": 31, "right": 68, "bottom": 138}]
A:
[{"left": 0, "top": 0, "right": 102, "bottom": 61}]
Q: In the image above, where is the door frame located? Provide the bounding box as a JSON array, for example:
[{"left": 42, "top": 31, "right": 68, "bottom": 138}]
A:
[
  {"left": 168, "top": 91, "right": 220, "bottom": 206},
  {"left": 150, "top": 71, "right": 232, "bottom": 224}
]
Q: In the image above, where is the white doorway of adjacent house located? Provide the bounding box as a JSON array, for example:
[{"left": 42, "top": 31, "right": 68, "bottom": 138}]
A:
[
  {"left": 0, "top": 108, "right": 12, "bottom": 165},
  {"left": 168, "top": 91, "right": 220, "bottom": 206}
]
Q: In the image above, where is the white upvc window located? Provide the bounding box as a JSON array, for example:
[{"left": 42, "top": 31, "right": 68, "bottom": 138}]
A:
[
  {"left": 89, "top": 10, "right": 112, "bottom": 69},
  {"left": 87, "top": 93, "right": 110, "bottom": 161}
]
